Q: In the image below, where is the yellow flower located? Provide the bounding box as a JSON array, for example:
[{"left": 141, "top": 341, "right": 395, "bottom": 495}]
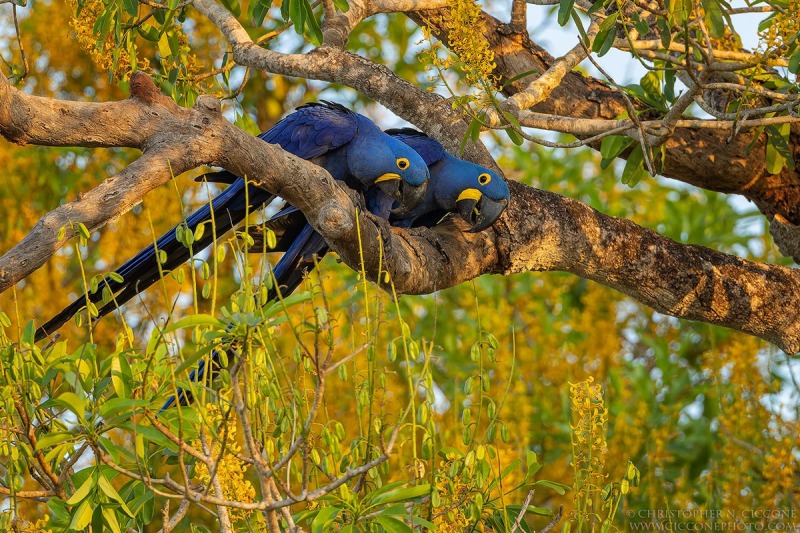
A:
[{"left": 193, "top": 403, "right": 257, "bottom": 524}]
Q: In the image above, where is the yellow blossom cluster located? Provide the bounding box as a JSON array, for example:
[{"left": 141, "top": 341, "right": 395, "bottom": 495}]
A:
[
  {"left": 68, "top": 0, "right": 146, "bottom": 80},
  {"left": 762, "top": 438, "right": 799, "bottom": 503},
  {"left": 431, "top": 454, "right": 483, "bottom": 531},
  {"left": 570, "top": 377, "right": 609, "bottom": 480},
  {"left": 14, "top": 515, "right": 51, "bottom": 533},
  {"left": 569, "top": 377, "right": 609, "bottom": 525},
  {"left": 421, "top": 0, "right": 500, "bottom": 102},
  {"left": 193, "top": 403, "right": 258, "bottom": 525},
  {"left": 758, "top": 0, "right": 800, "bottom": 56}
]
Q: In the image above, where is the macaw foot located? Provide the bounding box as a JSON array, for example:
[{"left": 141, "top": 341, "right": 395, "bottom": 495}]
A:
[{"left": 364, "top": 210, "right": 395, "bottom": 262}]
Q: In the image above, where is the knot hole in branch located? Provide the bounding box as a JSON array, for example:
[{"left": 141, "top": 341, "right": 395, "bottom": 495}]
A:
[{"left": 129, "top": 71, "right": 178, "bottom": 109}]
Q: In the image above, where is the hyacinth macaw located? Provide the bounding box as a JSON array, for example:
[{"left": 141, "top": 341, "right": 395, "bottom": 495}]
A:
[
  {"left": 35, "top": 102, "right": 429, "bottom": 342},
  {"left": 160, "top": 128, "right": 510, "bottom": 410}
]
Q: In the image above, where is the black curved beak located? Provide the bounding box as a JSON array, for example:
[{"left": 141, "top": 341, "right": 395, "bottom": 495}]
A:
[
  {"left": 376, "top": 173, "right": 428, "bottom": 214},
  {"left": 456, "top": 189, "right": 508, "bottom": 232}
]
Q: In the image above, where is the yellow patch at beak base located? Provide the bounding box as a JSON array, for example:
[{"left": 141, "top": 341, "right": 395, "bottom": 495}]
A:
[
  {"left": 457, "top": 188, "right": 482, "bottom": 203},
  {"left": 375, "top": 173, "right": 401, "bottom": 183}
]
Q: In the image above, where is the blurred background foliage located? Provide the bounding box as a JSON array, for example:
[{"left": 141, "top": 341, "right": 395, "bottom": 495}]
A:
[{"left": 0, "top": 1, "right": 797, "bottom": 532}]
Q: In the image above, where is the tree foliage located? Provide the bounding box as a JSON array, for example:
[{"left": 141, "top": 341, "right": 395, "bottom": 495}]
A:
[{"left": 0, "top": 0, "right": 797, "bottom": 532}]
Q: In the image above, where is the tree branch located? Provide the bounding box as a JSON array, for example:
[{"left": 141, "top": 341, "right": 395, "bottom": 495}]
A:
[
  {"left": 1, "top": 72, "right": 797, "bottom": 352},
  {"left": 191, "top": 0, "right": 496, "bottom": 169},
  {"left": 416, "top": 8, "right": 800, "bottom": 227}
]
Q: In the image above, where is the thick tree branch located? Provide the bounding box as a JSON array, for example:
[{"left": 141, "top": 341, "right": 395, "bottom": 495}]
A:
[
  {"left": 416, "top": 8, "right": 800, "bottom": 230},
  {"left": 191, "top": 0, "right": 497, "bottom": 170},
  {"left": 2, "top": 72, "right": 797, "bottom": 352}
]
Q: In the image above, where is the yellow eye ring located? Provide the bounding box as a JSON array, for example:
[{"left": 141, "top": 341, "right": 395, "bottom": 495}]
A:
[
  {"left": 478, "top": 173, "right": 492, "bottom": 186},
  {"left": 396, "top": 158, "right": 410, "bottom": 170}
]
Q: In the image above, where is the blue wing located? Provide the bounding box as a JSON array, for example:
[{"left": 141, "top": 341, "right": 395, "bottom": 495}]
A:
[
  {"left": 261, "top": 102, "right": 357, "bottom": 159},
  {"left": 36, "top": 102, "right": 359, "bottom": 342}
]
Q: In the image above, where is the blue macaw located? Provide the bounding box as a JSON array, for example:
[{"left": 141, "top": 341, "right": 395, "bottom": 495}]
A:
[
  {"left": 35, "top": 102, "right": 429, "bottom": 342},
  {"left": 160, "top": 128, "right": 510, "bottom": 410}
]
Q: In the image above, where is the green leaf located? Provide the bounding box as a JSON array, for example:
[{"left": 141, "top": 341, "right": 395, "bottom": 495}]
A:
[
  {"left": 302, "top": 0, "right": 324, "bottom": 45},
  {"left": 593, "top": 25, "right": 617, "bottom": 57},
  {"left": 289, "top": 0, "right": 306, "bottom": 36},
  {"left": 373, "top": 516, "right": 413, "bottom": 533},
  {"left": 669, "top": 0, "right": 691, "bottom": 25},
  {"left": 526, "top": 449, "right": 541, "bottom": 471},
  {"left": 701, "top": 0, "right": 725, "bottom": 38},
  {"left": 586, "top": 0, "right": 607, "bottom": 14},
  {"left": 766, "top": 135, "right": 786, "bottom": 175},
  {"left": 461, "top": 116, "right": 482, "bottom": 154},
  {"left": 409, "top": 515, "right": 437, "bottom": 530},
  {"left": 621, "top": 144, "right": 646, "bottom": 187},
  {"left": 124, "top": 423, "right": 179, "bottom": 452},
  {"left": 311, "top": 506, "right": 340, "bottom": 533},
  {"left": 66, "top": 474, "right": 94, "bottom": 505},
  {"left": 506, "top": 127, "right": 523, "bottom": 146},
  {"left": 532, "top": 479, "right": 571, "bottom": 495},
  {"left": 251, "top": 0, "right": 270, "bottom": 26},
  {"left": 501, "top": 68, "right": 541, "bottom": 89},
  {"left": 370, "top": 483, "right": 430, "bottom": 504},
  {"left": 98, "top": 476, "right": 135, "bottom": 517},
  {"left": 332, "top": 0, "right": 349, "bottom": 11},
  {"left": 640, "top": 71, "right": 660, "bottom": 96},
  {"left": 234, "top": 111, "right": 261, "bottom": 136},
  {"left": 172, "top": 344, "right": 217, "bottom": 376},
  {"left": 163, "top": 314, "right": 226, "bottom": 333},
  {"left": 789, "top": 48, "right": 800, "bottom": 74},
  {"left": 657, "top": 18, "right": 672, "bottom": 48},
  {"left": 102, "top": 506, "right": 123, "bottom": 533},
  {"left": 557, "top": 0, "right": 575, "bottom": 26},
  {"left": 45, "top": 392, "right": 86, "bottom": 423},
  {"left": 597, "top": 12, "right": 619, "bottom": 33},
  {"left": 99, "top": 398, "right": 150, "bottom": 420},
  {"left": 600, "top": 135, "right": 628, "bottom": 167},
  {"left": 21, "top": 320, "right": 35, "bottom": 346},
  {"left": 111, "top": 355, "right": 131, "bottom": 399},
  {"left": 122, "top": 0, "right": 138, "bottom": 17},
  {"left": 69, "top": 499, "right": 94, "bottom": 530},
  {"left": 262, "top": 291, "right": 313, "bottom": 317},
  {"left": 92, "top": 505, "right": 104, "bottom": 533},
  {"left": 766, "top": 123, "right": 794, "bottom": 174},
  {"left": 757, "top": 12, "right": 777, "bottom": 33},
  {"left": 500, "top": 459, "right": 522, "bottom": 480},
  {"left": 35, "top": 431, "right": 76, "bottom": 450},
  {"left": 157, "top": 32, "right": 172, "bottom": 59}
]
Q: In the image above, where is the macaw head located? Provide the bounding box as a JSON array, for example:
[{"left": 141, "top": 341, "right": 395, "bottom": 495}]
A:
[
  {"left": 348, "top": 118, "right": 429, "bottom": 214},
  {"left": 385, "top": 129, "right": 510, "bottom": 232},
  {"left": 434, "top": 156, "right": 510, "bottom": 232}
]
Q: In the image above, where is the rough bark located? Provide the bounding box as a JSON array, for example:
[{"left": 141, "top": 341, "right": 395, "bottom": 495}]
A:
[
  {"left": 417, "top": 9, "right": 800, "bottom": 220},
  {"left": 0, "top": 72, "right": 798, "bottom": 353}
]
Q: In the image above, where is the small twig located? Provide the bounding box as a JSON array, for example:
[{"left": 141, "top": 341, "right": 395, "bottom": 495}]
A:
[
  {"left": 11, "top": 2, "right": 28, "bottom": 82},
  {"left": 540, "top": 506, "right": 564, "bottom": 533},
  {"left": 510, "top": 489, "right": 535, "bottom": 533},
  {"left": 158, "top": 498, "right": 191, "bottom": 533},
  {"left": 579, "top": 41, "right": 656, "bottom": 175}
]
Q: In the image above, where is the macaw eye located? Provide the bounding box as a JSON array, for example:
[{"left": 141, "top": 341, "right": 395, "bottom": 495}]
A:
[
  {"left": 396, "top": 158, "right": 410, "bottom": 170},
  {"left": 478, "top": 173, "right": 492, "bottom": 186}
]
